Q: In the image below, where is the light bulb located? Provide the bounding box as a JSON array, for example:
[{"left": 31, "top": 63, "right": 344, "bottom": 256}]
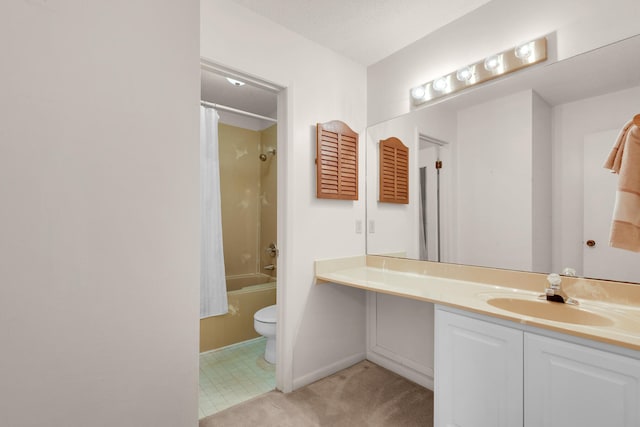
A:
[
  {"left": 484, "top": 55, "right": 501, "bottom": 71},
  {"left": 410, "top": 85, "right": 426, "bottom": 100},
  {"left": 432, "top": 77, "right": 448, "bottom": 92},
  {"left": 456, "top": 67, "right": 473, "bottom": 82},
  {"left": 515, "top": 42, "right": 533, "bottom": 59}
]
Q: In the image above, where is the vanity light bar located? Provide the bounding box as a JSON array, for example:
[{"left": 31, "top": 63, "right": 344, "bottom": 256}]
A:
[{"left": 410, "top": 36, "right": 547, "bottom": 106}]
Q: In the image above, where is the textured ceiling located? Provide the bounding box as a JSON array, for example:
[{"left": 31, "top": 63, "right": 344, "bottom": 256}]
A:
[
  {"left": 229, "top": 0, "right": 493, "bottom": 66},
  {"left": 202, "top": 0, "right": 493, "bottom": 120}
]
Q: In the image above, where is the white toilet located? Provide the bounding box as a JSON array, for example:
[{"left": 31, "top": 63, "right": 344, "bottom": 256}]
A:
[{"left": 254, "top": 304, "right": 277, "bottom": 364}]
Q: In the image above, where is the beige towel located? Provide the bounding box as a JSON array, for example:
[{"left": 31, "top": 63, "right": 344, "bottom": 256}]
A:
[{"left": 603, "top": 120, "right": 640, "bottom": 252}]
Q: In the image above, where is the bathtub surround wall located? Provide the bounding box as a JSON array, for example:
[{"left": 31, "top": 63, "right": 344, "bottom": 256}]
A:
[
  {"left": 218, "top": 123, "right": 259, "bottom": 277},
  {"left": 218, "top": 123, "right": 277, "bottom": 280},
  {"left": 201, "top": 0, "right": 367, "bottom": 392},
  {"left": 260, "top": 125, "right": 278, "bottom": 279},
  {"left": 199, "top": 123, "right": 278, "bottom": 353},
  {"left": 1, "top": 1, "right": 200, "bottom": 426}
]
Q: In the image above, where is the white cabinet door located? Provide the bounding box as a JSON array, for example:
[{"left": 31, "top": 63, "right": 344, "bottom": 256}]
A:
[
  {"left": 525, "top": 333, "right": 640, "bottom": 427},
  {"left": 435, "top": 308, "right": 524, "bottom": 427}
]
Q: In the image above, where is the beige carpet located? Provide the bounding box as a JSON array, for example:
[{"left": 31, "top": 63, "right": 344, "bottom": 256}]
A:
[{"left": 199, "top": 360, "right": 433, "bottom": 426}]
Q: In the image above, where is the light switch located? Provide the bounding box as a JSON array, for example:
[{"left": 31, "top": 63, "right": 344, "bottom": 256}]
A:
[
  {"left": 355, "top": 220, "right": 363, "bottom": 234},
  {"left": 368, "top": 219, "right": 375, "bottom": 234}
]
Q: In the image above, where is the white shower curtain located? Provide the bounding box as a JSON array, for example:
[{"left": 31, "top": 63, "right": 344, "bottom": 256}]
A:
[{"left": 200, "top": 106, "right": 228, "bottom": 318}]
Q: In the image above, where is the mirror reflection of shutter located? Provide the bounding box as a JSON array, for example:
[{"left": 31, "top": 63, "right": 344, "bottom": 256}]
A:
[
  {"left": 379, "top": 137, "right": 409, "bottom": 204},
  {"left": 316, "top": 120, "right": 359, "bottom": 200}
]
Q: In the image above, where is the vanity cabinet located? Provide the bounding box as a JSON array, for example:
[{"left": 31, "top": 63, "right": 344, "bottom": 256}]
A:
[
  {"left": 435, "top": 308, "right": 523, "bottom": 427},
  {"left": 435, "top": 306, "right": 640, "bottom": 427},
  {"left": 525, "top": 333, "right": 640, "bottom": 427}
]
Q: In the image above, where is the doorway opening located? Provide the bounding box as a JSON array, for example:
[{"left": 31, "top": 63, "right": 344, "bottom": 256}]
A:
[
  {"left": 198, "top": 60, "right": 284, "bottom": 419},
  {"left": 583, "top": 128, "right": 640, "bottom": 283},
  {"left": 418, "top": 133, "right": 449, "bottom": 262}
]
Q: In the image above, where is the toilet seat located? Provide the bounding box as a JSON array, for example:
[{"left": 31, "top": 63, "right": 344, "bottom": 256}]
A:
[{"left": 254, "top": 305, "right": 277, "bottom": 324}]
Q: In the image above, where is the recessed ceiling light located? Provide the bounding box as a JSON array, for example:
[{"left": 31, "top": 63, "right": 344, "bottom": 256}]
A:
[{"left": 226, "top": 77, "right": 245, "bottom": 87}]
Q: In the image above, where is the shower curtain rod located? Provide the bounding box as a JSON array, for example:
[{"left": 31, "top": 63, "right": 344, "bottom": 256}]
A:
[{"left": 200, "top": 100, "right": 277, "bottom": 123}]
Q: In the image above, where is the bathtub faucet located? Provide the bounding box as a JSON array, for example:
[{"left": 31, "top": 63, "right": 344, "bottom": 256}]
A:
[{"left": 265, "top": 242, "right": 279, "bottom": 258}]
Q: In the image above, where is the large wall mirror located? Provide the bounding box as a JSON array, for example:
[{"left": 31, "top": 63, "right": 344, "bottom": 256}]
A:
[{"left": 366, "top": 34, "right": 640, "bottom": 284}]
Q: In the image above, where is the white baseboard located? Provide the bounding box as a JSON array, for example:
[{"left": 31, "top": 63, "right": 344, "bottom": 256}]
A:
[
  {"left": 367, "top": 347, "right": 434, "bottom": 390},
  {"left": 292, "top": 352, "right": 366, "bottom": 390}
]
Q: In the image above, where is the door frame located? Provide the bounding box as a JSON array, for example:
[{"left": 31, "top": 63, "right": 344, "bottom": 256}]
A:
[{"left": 199, "top": 58, "right": 292, "bottom": 392}]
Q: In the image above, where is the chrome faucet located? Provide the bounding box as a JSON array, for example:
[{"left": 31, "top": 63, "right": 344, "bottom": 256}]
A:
[
  {"left": 545, "top": 273, "right": 567, "bottom": 303},
  {"left": 544, "top": 273, "right": 578, "bottom": 305}
]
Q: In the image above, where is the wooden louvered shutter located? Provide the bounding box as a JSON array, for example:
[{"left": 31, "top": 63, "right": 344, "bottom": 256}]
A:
[
  {"left": 316, "top": 120, "right": 359, "bottom": 200},
  {"left": 379, "top": 137, "right": 409, "bottom": 204}
]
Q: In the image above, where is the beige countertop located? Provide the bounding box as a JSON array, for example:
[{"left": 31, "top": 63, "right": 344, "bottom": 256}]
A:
[{"left": 316, "top": 255, "right": 640, "bottom": 352}]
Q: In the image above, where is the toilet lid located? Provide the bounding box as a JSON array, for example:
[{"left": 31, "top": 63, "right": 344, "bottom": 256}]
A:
[{"left": 254, "top": 305, "right": 277, "bottom": 323}]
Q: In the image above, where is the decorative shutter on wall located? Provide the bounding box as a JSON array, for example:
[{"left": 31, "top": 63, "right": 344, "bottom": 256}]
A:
[
  {"left": 379, "top": 137, "right": 409, "bottom": 204},
  {"left": 316, "top": 120, "right": 359, "bottom": 200}
]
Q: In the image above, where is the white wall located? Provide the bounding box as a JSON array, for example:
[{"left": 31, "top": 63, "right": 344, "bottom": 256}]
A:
[
  {"left": 366, "top": 104, "right": 456, "bottom": 259},
  {"left": 552, "top": 85, "right": 640, "bottom": 275},
  {"left": 366, "top": 114, "right": 420, "bottom": 258},
  {"left": 201, "top": 0, "right": 368, "bottom": 391},
  {"left": 532, "top": 92, "right": 552, "bottom": 273},
  {"left": 364, "top": 104, "right": 456, "bottom": 387},
  {"left": 0, "top": 2, "right": 200, "bottom": 426},
  {"left": 368, "top": 0, "right": 640, "bottom": 125},
  {"left": 456, "top": 90, "right": 534, "bottom": 271}
]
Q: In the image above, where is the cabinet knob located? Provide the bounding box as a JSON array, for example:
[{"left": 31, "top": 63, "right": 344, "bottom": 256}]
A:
[{"left": 586, "top": 239, "right": 596, "bottom": 247}]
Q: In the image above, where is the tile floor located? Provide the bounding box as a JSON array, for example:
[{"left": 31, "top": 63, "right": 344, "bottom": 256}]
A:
[{"left": 199, "top": 337, "right": 276, "bottom": 419}]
